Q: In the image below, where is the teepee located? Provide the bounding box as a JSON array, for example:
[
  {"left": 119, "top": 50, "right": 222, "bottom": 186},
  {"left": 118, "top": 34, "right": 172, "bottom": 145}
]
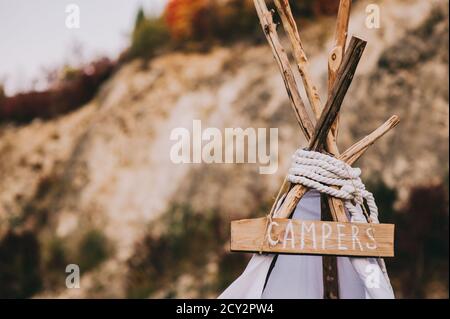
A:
[{"left": 219, "top": 0, "right": 399, "bottom": 299}]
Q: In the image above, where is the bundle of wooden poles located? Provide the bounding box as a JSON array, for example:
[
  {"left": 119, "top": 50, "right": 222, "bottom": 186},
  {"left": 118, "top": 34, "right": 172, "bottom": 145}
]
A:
[
  {"left": 254, "top": 0, "right": 399, "bottom": 222},
  {"left": 231, "top": 0, "right": 400, "bottom": 299}
]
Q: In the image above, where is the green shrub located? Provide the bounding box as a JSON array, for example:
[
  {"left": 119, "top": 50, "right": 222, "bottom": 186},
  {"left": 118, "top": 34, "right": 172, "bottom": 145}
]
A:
[
  {"left": 42, "top": 238, "right": 68, "bottom": 289},
  {"left": 129, "top": 16, "right": 170, "bottom": 59},
  {"left": 77, "top": 230, "right": 112, "bottom": 272},
  {"left": 0, "top": 232, "right": 42, "bottom": 298}
]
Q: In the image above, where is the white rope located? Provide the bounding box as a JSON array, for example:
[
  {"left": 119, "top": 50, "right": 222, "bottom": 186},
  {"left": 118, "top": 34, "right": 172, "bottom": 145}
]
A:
[{"left": 287, "top": 149, "right": 379, "bottom": 223}]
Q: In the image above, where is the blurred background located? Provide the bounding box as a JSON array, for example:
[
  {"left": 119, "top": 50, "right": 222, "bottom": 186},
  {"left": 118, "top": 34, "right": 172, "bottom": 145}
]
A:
[{"left": 0, "top": 0, "right": 448, "bottom": 298}]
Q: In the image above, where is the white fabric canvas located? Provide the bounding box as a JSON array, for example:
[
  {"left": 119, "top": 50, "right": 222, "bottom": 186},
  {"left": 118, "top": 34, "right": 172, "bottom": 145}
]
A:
[{"left": 218, "top": 190, "right": 395, "bottom": 299}]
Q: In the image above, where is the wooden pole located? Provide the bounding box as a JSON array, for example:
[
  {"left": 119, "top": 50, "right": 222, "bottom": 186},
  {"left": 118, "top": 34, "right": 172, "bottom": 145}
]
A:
[
  {"left": 329, "top": 0, "right": 352, "bottom": 139},
  {"left": 329, "top": 0, "right": 352, "bottom": 93},
  {"left": 273, "top": 0, "right": 339, "bottom": 155},
  {"left": 253, "top": 0, "right": 315, "bottom": 140},
  {"left": 325, "top": 2, "right": 352, "bottom": 294},
  {"left": 273, "top": 0, "right": 323, "bottom": 118},
  {"left": 340, "top": 115, "right": 400, "bottom": 165},
  {"left": 309, "top": 37, "right": 366, "bottom": 150},
  {"left": 321, "top": 194, "right": 340, "bottom": 299}
]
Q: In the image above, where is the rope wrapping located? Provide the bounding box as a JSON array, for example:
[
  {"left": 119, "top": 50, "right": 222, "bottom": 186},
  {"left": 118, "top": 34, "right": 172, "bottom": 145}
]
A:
[{"left": 287, "top": 149, "right": 379, "bottom": 223}]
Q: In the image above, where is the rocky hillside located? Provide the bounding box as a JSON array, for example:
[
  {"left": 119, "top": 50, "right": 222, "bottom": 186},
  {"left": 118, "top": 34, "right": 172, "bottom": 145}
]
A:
[{"left": 0, "top": 0, "right": 448, "bottom": 298}]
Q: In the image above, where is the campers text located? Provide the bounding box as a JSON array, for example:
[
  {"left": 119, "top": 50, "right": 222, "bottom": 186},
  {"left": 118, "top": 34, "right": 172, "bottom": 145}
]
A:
[{"left": 231, "top": 218, "right": 395, "bottom": 257}]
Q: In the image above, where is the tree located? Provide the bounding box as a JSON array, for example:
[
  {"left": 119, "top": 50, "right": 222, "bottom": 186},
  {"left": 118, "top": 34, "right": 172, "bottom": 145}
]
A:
[{"left": 134, "top": 6, "right": 146, "bottom": 30}]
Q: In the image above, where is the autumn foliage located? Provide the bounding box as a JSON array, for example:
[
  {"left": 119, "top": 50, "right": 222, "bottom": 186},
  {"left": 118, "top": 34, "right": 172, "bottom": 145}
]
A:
[
  {"left": 0, "top": 58, "right": 114, "bottom": 123},
  {"left": 164, "top": 0, "right": 257, "bottom": 43},
  {"left": 165, "top": 0, "right": 209, "bottom": 40}
]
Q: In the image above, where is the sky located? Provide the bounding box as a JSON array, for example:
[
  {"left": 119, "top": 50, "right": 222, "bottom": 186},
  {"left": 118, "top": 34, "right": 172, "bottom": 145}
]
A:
[{"left": 0, "top": 0, "right": 167, "bottom": 95}]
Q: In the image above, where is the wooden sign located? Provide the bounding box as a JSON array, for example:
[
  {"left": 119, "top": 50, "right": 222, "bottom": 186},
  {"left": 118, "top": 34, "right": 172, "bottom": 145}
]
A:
[{"left": 231, "top": 217, "right": 394, "bottom": 257}]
